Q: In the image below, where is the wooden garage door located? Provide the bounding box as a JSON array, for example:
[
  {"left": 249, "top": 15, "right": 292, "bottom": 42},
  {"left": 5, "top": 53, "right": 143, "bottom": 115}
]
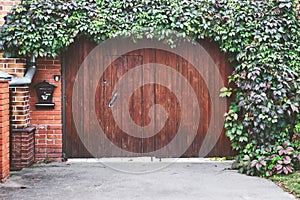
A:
[{"left": 64, "top": 38, "right": 234, "bottom": 158}]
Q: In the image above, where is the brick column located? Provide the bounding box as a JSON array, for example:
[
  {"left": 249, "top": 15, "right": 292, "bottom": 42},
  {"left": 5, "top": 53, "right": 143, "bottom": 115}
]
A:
[
  {"left": 0, "top": 71, "right": 11, "bottom": 183},
  {"left": 9, "top": 84, "right": 36, "bottom": 170},
  {"left": 10, "top": 85, "right": 30, "bottom": 129},
  {"left": 10, "top": 127, "right": 35, "bottom": 170},
  {"left": 9, "top": 79, "right": 35, "bottom": 170}
]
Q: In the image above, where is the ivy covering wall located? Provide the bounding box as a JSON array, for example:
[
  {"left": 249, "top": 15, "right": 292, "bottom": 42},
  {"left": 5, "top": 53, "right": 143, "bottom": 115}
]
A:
[{"left": 0, "top": 0, "right": 299, "bottom": 176}]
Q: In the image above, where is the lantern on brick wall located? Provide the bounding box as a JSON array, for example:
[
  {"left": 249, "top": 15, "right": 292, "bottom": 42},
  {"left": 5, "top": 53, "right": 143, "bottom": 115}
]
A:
[{"left": 34, "top": 80, "right": 56, "bottom": 108}]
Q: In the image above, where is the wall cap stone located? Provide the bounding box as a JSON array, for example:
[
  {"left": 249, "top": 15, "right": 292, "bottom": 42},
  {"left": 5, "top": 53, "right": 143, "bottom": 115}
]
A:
[
  {"left": 11, "top": 126, "right": 36, "bottom": 133},
  {"left": 0, "top": 70, "right": 12, "bottom": 81}
]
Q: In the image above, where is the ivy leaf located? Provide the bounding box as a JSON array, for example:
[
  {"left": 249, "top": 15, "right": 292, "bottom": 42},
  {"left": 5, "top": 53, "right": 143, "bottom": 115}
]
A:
[
  {"left": 219, "top": 87, "right": 232, "bottom": 97},
  {"left": 290, "top": 104, "right": 299, "bottom": 113}
]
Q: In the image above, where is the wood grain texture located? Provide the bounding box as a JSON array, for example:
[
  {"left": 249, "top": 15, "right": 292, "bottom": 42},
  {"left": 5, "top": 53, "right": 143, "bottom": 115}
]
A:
[{"left": 65, "top": 38, "right": 235, "bottom": 158}]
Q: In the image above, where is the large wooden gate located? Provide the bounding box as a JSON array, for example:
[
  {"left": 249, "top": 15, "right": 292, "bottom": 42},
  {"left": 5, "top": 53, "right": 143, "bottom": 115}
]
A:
[{"left": 64, "top": 38, "right": 234, "bottom": 158}]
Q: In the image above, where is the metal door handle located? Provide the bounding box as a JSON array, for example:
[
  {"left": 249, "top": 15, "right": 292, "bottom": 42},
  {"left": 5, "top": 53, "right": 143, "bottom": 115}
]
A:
[{"left": 108, "top": 92, "right": 118, "bottom": 108}]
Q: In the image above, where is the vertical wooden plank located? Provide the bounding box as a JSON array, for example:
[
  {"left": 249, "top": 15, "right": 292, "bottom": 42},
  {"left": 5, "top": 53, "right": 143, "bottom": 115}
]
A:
[
  {"left": 120, "top": 54, "right": 130, "bottom": 155},
  {"left": 168, "top": 51, "right": 178, "bottom": 157},
  {"left": 115, "top": 56, "right": 124, "bottom": 156},
  {"left": 73, "top": 39, "right": 82, "bottom": 157},
  {"left": 176, "top": 55, "right": 184, "bottom": 157},
  {"left": 154, "top": 49, "right": 166, "bottom": 157},
  {"left": 127, "top": 53, "right": 143, "bottom": 155},
  {"left": 106, "top": 55, "right": 113, "bottom": 156},
  {"left": 112, "top": 55, "right": 127, "bottom": 156},
  {"left": 82, "top": 38, "right": 90, "bottom": 157},
  {"left": 95, "top": 53, "right": 118, "bottom": 156},
  {"left": 94, "top": 51, "right": 105, "bottom": 157},
  {"left": 92, "top": 45, "right": 103, "bottom": 157},
  {"left": 64, "top": 39, "right": 74, "bottom": 157},
  {"left": 111, "top": 56, "right": 123, "bottom": 156},
  {"left": 154, "top": 49, "right": 179, "bottom": 157},
  {"left": 141, "top": 48, "right": 156, "bottom": 155},
  {"left": 179, "top": 52, "right": 189, "bottom": 157},
  {"left": 191, "top": 51, "right": 201, "bottom": 156}
]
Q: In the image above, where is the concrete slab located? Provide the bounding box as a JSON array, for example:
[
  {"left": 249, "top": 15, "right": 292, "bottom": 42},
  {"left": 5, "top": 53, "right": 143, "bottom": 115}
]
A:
[{"left": 0, "top": 161, "right": 295, "bottom": 200}]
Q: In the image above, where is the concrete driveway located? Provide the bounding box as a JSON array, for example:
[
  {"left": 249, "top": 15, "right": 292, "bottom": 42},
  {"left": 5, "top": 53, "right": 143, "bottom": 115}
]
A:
[{"left": 0, "top": 159, "right": 296, "bottom": 200}]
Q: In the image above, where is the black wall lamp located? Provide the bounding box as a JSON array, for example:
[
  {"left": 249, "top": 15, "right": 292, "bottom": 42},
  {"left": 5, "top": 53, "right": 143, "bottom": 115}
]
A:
[{"left": 54, "top": 75, "right": 60, "bottom": 82}]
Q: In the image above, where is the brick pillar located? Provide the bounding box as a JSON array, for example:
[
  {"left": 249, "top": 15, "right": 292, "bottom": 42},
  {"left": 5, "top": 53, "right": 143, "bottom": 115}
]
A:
[
  {"left": 9, "top": 85, "right": 36, "bottom": 170},
  {"left": 5, "top": 59, "right": 35, "bottom": 171},
  {"left": 10, "top": 86, "right": 30, "bottom": 129},
  {"left": 9, "top": 83, "right": 35, "bottom": 171},
  {"left": 10, "top": 127, "right": 35, "bottom": 171},
  {"left": 0, "top": 72, "right": 11, "bottom": 183}
]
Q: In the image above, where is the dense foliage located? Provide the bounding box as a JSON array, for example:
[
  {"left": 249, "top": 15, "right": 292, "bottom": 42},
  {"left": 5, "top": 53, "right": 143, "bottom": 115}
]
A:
[{"left": 0, "top": 0, "right": 299, "bottom": 176}]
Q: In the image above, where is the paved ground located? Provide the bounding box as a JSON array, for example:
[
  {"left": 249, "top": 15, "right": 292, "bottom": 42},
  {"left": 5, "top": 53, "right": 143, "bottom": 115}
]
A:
[{"left": 0, "top": 159, "right": 296, "bottom": 200}]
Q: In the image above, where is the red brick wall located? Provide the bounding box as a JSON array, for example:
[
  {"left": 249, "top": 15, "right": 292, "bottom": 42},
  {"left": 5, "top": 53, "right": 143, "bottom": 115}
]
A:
[
  {"left": 0, "top": 80, "right": 10, "bottom": 182},
  {"left": 0, "top": 0, "right": 20, "bottom": 25},
  {"left": 10, "top": 127, "right": 35, "bottom": 170},
  {"left": 29, "top": 57, "right": 62, "bottom": 162}
]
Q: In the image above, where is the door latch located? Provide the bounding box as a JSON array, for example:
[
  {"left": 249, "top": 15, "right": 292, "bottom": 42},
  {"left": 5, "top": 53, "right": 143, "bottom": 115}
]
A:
[{"left": 108, "top": 92, "right": 118, "bottom": 108}]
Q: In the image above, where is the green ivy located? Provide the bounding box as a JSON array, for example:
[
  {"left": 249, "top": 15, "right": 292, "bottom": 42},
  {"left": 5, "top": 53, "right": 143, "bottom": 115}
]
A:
[{"left": 0, "top": 0, "right": 300, "bottom": 176}]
